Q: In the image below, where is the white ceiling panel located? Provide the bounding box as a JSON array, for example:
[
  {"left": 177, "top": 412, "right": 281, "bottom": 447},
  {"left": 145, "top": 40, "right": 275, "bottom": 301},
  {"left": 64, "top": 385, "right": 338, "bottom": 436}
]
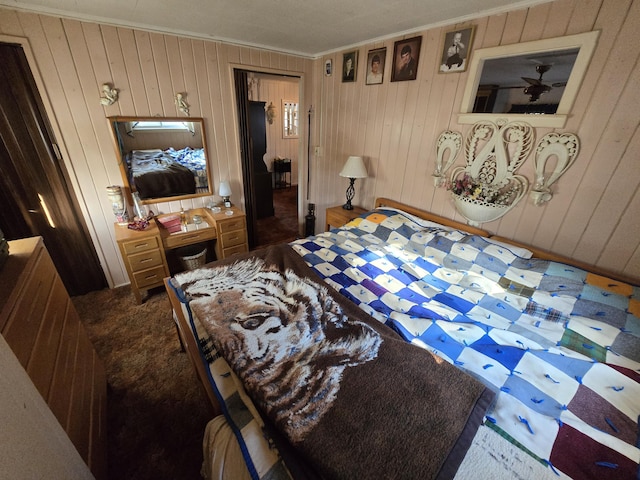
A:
[{"left": 0, "top": 0, "right": 552, "bottom": 57}]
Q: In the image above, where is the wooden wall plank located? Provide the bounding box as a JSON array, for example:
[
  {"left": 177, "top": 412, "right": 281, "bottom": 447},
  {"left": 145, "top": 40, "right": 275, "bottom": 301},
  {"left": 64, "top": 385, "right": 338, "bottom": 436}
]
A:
[
  {"left": 134, "top": 31, "right": 162, "bottom": 115},
  {"left": 550, "top": 0, "right": 634, "bottom": 257},
  {"left": 149, "top": 33, "right": 175, "bottom": 115}
]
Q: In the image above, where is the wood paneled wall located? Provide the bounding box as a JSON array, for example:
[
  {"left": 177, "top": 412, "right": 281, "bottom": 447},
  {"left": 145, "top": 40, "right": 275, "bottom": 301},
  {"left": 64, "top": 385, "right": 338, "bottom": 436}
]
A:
[
  {"left": 0, "top": 9, "right": 311, "bottom": 288},
  {"left": 311, "top": 0, "right": 640, "bottom": 281},
  {"left": 0, "top": 0, "right": 638, "bottom": 285}
]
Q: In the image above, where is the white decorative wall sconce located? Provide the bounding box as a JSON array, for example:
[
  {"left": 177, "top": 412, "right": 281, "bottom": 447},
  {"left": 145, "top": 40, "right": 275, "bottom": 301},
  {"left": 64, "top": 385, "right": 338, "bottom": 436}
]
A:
[
  {"left": 175, "top": 93, "right": 190, "bottom": 116},
  {"left": 99, "top": 83, "right": 118, "bottom": 106},
  {"left": 530, "top": 132, "right": 580, "bottom": 205},
  {"left": 433, "top": 131, "right": 463, "bottom": 187},
  {"left": 265, "top": 102, "right": 276, "bottom": 124},
  {"left": 447, "top": 120, "right": 533, "bottom": 226}
]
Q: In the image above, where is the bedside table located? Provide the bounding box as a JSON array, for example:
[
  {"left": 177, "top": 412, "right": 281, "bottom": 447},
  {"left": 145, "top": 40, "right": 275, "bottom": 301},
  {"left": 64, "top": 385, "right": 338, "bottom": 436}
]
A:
[{"left": 325, "top": 205, "right": 368, "bottom": 231}]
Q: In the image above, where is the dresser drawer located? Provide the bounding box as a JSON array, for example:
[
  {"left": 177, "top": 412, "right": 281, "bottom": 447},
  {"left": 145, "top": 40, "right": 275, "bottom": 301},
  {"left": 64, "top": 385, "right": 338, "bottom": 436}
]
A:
[
  {"left": 222, "top": 243, "right": 249, "bottom": 258},
  {"left": 128, "top": 249, "right": 163, "bottom": 272},
  {"left": 163, "top": 228, "right": 216, "bottom": 249},
  {"left": 220, "top": 228, "right": 247, "bottom": 248},
  {"left": 133, "top": 265, "right": 167, "bottom": 289},
  {"left": 217, "top": 217, "right": 245, "bottom": 234},
  {"left": 2, "top": 249, "right": 57, "bottom": 368},
  {"left": 122, "top": 235, "right": 160, "bottom": 255}
]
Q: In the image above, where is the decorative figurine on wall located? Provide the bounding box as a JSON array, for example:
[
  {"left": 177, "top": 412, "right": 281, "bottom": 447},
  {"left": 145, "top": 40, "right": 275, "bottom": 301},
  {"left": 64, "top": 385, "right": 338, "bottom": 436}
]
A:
[
  {"left": 175, "top": 93, "right": 190, "bottom": 116},
  {"left": 99, "top": 83, "right": 118, "bottom": 106}
]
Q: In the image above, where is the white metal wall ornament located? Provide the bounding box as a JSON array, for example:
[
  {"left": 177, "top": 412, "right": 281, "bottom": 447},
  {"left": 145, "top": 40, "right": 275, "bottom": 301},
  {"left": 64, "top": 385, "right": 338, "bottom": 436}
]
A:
[
  {"left": 433, "top": 131, "right": 463, "bottom": 187},
  {"left": 448, "top": 120, "right": 533, "bottom": 226},
  {"left": 530, "top": 132, "right": 580, "bottom": 205}
]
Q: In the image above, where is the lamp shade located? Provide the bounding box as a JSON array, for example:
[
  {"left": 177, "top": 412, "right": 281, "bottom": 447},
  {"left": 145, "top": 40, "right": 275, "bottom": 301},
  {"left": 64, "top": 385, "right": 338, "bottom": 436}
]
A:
[
  {"left": 218, "top": 181, "right": 232, "bottom": 197},
  {"left": 339, "top": 156, "right": 367, "bottom": 179}
]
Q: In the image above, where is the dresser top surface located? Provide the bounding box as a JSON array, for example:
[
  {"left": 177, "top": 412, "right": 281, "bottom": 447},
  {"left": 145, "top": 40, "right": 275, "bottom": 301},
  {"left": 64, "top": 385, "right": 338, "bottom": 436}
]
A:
[{"left": 0, "top": 236, "right": 44, "bottom": 315}]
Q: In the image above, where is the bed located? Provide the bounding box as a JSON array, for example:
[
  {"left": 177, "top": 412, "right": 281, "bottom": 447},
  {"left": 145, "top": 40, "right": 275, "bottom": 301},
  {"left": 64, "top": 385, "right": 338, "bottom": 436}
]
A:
[
  {"left": 165, "top": 197, "right": 640, "bottom": 480},
  {"left": 127, "top": 146, "right": 207, "bottom": 199}
]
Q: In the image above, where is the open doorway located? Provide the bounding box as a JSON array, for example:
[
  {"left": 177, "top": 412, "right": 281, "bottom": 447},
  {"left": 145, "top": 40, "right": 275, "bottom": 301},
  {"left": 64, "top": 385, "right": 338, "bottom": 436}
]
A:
[{"left": 233, "top": 70, "right": 301, "bottom": 249}]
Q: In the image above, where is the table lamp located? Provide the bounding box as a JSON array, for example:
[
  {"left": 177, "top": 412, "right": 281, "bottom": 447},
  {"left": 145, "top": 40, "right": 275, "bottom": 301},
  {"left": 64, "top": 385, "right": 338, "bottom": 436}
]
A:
[
  {"left": 218, "top": 181, "right": 232, "bottom": 208},
  {"left": 339, "top": 156, "right": 367, "bottom": 210}
]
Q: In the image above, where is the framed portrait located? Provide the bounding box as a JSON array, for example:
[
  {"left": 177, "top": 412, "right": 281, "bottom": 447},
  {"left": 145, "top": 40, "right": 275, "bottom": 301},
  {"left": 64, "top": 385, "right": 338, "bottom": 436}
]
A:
[
  {"left": 342, "top": 50, "right": 358, "bottom": 83},
  {"left": 439, "top": 26, "right": 475, "bottom": 73},
  {"left": 391, "top": 36, "right": 422, "bottom": 82},
  {"left": 365, "top": 47, "right": 386, "bottom": 85},
  {"left": 325, "top": 59, "right": 332, "bottom": 76}
]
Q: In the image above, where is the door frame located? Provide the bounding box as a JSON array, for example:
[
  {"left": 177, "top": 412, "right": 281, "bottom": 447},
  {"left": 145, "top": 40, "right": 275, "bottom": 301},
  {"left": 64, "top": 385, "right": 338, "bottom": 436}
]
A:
[
  {"left": 230, "top": 65, "right": 305, "bottom": 248},
  {"left": 0, "top": 34, "right": 110, "bottom": 285}
]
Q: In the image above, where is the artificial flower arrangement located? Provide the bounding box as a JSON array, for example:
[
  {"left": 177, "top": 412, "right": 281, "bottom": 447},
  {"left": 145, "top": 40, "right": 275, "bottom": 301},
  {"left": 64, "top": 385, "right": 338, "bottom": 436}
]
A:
[{"left": 447, "top": 173, "right": 518, "bottom": 206}]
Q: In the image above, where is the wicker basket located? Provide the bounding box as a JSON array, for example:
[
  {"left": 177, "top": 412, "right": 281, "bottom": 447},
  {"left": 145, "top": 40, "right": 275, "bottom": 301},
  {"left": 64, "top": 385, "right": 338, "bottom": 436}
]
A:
[{"left": 179, "top": 247, "right": 207, "bottom": 270}]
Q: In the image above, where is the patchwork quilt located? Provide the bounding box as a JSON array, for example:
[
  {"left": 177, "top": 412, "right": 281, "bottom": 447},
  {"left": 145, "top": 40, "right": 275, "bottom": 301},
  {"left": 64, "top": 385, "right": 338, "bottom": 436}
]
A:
[{"left": 291, "top": 208, "right": 640, "bottom": 480}]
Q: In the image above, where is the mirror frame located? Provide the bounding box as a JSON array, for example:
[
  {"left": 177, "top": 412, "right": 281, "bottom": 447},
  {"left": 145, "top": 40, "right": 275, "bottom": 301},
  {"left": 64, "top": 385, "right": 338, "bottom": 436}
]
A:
[
  {"left": 108, "top": 116, "right": 212, "bottom": 205},
  {"left": 458, "top": 31, "right": 600, "bottom": 128}
]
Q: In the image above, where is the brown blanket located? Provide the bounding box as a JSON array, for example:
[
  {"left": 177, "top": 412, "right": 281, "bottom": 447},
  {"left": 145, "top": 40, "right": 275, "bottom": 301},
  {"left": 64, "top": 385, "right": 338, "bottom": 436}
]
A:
[{"left": 174, "top": 244, "right": 495, "bottom": 479}]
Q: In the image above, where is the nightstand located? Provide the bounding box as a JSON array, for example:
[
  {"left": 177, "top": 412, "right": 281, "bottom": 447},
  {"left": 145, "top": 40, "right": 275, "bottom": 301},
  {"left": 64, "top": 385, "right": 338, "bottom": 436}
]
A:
[{"left": 325, "top": 205, "right": 368, "bottom": 231}]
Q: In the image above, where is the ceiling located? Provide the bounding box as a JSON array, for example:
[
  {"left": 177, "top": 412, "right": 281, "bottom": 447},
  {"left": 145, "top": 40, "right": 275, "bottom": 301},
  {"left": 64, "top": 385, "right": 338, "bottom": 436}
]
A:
[{"left": 0, "top": 0, "right": 551, "bottom": 57}]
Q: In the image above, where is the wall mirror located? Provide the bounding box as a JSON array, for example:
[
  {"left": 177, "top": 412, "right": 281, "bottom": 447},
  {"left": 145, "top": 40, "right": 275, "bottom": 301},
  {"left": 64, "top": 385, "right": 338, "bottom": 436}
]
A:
[
  {"left": 282, "top": 101, "right": 299, "bottom": 138},
  {"left": 458, "top": 31, "right": 599, "bottom": 128},
  {"left": 108, "top": 116, "right": 212, "bottom": 204}
]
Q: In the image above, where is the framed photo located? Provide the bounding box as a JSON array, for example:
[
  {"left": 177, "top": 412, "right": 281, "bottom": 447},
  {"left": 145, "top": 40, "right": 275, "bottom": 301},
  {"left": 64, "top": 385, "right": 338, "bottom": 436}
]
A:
[
  {"left": 439, "top": 26, "right": 475, "bottom": 73},
  {"left": 325, "top": 59, "right": 332, "bottom": 76},
  {"left": 365, "top": 47, "right": 386, "bottom": 85},
  {"left": 391, "top": 36, "right": 422, "bottom": 82},
  {"left": 342, "top": 51, "right": 358, "bottom": 83}
]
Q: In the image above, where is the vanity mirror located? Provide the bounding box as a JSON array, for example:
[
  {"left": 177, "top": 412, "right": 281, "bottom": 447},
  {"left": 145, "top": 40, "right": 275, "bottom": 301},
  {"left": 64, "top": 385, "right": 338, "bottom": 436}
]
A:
[
  {"left": 458, "top": 31, "right": 599, "bottom": 128},
  {"left": 108, "top": 116, "right": 212, "bottom": 204}
]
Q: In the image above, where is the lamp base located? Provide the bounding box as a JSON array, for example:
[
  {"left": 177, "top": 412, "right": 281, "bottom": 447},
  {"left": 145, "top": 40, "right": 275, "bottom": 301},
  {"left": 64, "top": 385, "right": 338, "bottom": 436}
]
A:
[{"left": 342, "top": 178, "right": 356, "bottom": 211}]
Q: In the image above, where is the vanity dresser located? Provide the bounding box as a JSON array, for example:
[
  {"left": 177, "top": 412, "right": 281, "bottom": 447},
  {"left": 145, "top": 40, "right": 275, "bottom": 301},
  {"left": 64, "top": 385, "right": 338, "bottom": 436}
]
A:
[{"left": 115, "top": 206, "right": 248, "bottom": 303}]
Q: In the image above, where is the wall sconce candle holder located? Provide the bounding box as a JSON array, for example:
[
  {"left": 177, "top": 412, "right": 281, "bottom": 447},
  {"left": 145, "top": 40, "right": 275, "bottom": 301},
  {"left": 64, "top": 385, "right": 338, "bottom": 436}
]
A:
[{"left": 530, "top": 132, "right": 580, "bottom": 206}]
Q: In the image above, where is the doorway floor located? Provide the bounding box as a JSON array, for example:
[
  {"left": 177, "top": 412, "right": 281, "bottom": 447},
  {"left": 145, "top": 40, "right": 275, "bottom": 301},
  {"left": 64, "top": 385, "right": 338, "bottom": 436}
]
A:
[{"left": 254, "top": 185, "right": 299, "bottom": 248}]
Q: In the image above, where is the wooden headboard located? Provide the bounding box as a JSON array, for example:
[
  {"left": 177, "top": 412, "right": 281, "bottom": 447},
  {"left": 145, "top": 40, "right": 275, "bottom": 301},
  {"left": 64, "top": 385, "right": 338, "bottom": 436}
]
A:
[{"left": 374, "top": 197, "right": 638, "bottom": 286}]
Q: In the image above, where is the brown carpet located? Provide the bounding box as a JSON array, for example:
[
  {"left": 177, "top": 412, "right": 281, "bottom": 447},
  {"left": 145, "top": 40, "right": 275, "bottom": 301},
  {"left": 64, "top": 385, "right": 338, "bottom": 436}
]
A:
[
  {"left": 255, "top": 184, "right": 300, "bottom": 248},
  {"left": 72, "top": 286, "right": 214, "bottom": 480}
]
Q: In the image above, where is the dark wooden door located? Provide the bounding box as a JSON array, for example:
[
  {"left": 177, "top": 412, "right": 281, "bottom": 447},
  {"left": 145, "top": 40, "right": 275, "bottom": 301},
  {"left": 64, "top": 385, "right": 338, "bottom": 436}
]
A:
[
  {"left": 0, "top": 42, "right": 106, "bottom": 295},
  {"left": 249, "top": 101, "right": 274, "bottom": 220}
]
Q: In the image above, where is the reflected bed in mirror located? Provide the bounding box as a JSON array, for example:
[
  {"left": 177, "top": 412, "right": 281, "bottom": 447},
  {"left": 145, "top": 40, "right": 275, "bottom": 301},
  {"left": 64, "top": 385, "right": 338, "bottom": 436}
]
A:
[
  {"left": 108, "top": 116, "right": 212, "bottom": 204},
  {"left": 458, "top": 31, "right": 599, "bottom": 128}
]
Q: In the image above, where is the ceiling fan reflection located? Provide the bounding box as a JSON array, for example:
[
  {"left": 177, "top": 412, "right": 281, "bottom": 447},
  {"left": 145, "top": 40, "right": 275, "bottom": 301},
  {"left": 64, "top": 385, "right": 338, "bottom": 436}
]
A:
[{"left": 495, "top": 64, "right": 567, "bottom": 102}]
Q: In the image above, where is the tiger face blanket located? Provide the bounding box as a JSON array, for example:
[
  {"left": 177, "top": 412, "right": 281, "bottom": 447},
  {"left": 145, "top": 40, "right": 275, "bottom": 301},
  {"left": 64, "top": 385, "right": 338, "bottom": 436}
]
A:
[
  {"left": 177, "top": 256, "right": 382, "bottom": 442},
  {"left": 174, "top": 245, "right": 495, "bottom": 479}
]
